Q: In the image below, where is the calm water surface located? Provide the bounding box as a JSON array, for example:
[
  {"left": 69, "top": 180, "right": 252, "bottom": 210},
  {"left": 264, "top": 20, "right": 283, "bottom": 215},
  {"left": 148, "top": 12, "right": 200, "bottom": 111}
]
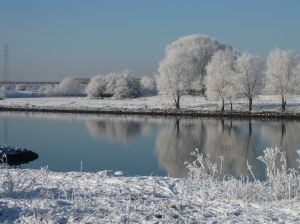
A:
[{"left": 0, "top": 112, "right": 299, "bottom": 179}]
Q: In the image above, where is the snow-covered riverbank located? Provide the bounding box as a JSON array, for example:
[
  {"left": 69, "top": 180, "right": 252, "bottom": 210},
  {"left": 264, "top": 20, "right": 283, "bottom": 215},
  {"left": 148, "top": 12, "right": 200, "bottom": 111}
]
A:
[
  {"left": 0, "top": 168, "right": 300, "bottom": 223},
  {"left": 1, "top": 95, "right": 300, "bottom": 118},
  {"left": 1, "top": 147, "right": 300, "bottom": 223}
]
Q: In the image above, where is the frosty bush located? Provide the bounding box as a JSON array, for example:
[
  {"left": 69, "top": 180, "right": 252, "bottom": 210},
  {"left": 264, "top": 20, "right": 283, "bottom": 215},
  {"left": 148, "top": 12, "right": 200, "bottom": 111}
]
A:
[
  {"left": 87, "top": 70, "right": 140, "bottom": 99},
  {"left": 1, "top": 146, "right": 300, "bottom": 222},
  {"left": 86, "top": 75, "right": 108, "bottom": 98},
  {"left": 140, "top": 76, "right": 156, "bottom": 95},
  {"left": 114, "top": 73, "right": 140, "bottom": 99},
  {"left": 15, "top": 84, "right": 27, "bottom": 91},
  {"left": 186, "top": 146, "right": 300, "bottom": 201},
  {"left": 39, "top": 77, "right": 84, "bottom": 96}
]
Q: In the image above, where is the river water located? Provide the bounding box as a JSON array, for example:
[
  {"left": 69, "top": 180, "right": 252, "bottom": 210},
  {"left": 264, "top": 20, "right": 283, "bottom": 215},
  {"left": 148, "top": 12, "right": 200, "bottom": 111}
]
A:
[{"left": 0, "top": 112, "right": 299, "bottom": 179}]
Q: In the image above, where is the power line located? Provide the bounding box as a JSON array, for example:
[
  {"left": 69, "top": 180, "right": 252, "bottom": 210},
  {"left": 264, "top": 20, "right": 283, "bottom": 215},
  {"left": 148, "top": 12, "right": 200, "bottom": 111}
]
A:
[{"left": 3, "top": 43, "right": 9, "bottom": 82}]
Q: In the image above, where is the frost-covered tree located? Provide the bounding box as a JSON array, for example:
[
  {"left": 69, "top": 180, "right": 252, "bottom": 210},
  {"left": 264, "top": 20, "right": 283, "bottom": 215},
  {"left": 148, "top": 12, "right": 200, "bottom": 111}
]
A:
[
  {"left": 86, "top": 75, "right": 108, "bottom": 98},
  {"left": 204, "top": 49, "right": 237, "bottom": 111},
  {"left": 156, "top": 35, "right": 227, "bottom": 109},
  {"left": 292, "top": 63, "right": 300, "bottom": 94},
  {"left": 55, "top": 77, "right": 84, "bottom": 96},
  {"left": 114, "top": 72, "right": 140, "bottom": 99},
  {"left": 87, "top": 70, "right": 140, "bottom": 99},
  {"left": 140, "top": 76, "right": 156, "bottom": 95},
  {"left": 235, "top": 52, "right": 264, "bottom": 111},
  {"left": 39, "top": 77, "right": 84, "bottom": 96},
  {"left": 265, "top": 48, "right": 299, "bottom": 111},
  {"left": 106, "top": 73, "right": 119, "bottom": 96},
  {"left": 156, "top": 55, "right": 190, "bottom": 109}
]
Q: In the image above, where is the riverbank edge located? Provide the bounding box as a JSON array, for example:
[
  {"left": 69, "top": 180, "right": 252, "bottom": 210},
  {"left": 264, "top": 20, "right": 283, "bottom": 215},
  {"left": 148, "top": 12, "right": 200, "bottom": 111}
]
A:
[{"left": 1, "top": 105, "right": 300, "bottom": 120}]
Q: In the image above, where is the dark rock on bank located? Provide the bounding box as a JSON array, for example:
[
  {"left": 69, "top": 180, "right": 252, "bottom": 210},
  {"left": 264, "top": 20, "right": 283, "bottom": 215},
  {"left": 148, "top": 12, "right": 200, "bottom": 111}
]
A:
[{"left": 0, "top": 145, "right": 38, "bottom": 165}]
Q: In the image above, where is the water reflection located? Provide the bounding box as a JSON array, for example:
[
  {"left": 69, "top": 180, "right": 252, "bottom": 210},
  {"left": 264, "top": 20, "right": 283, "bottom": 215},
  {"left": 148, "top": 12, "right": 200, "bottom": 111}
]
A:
[
  {"left": 261, "top": 121, "right": 300, "bottom": 169},
  {"left": 0, "top": 112, "right": 299, "bottom": 178},
  {"left": 155, "top": 119, "right": 266, "bottom": 178},
  {"left": 86, "top": 116, "right": 154, "bottom": 144}
]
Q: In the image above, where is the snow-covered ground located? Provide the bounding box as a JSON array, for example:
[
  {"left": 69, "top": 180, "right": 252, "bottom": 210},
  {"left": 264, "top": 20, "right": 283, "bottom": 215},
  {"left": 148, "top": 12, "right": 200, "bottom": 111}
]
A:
[
  {"left": 1, "top": 147, "right": 300, "bottom": 223},
  {"left": 0, "top": 168, "right": 299, "bottom": 223},
  {"left": 1, "top": 94, "right": 300, "bottom": 114}
]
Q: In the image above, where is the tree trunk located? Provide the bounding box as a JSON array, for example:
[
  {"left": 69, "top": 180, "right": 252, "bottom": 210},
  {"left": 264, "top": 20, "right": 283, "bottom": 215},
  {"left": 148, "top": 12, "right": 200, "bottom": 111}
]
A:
[
  {"left": 281, "top": 94, "right": 286, "bottom": 111},
  {"left": 221, "top": 99, "right": 225, "bottom": 112},
  {"left": 249, "top": 97, "right": 252, "bottom": 111},
  {"left": 175, "top": 95, "right": 180, "bottom": 109},
  {"left": 230, "top": 99, "right": 233, "bottom": 111},
  {"left": 173, "top": 94, "right": 180, "bottom": 109}
]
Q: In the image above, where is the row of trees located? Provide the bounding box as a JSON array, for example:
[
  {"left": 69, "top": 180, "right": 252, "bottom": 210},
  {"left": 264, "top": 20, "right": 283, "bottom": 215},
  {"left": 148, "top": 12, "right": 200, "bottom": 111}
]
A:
[
  {"left": 31, "top": 71, "right": 155, "bottom": 98},
  {"left": 3, "top": 34, "right": 299, "bottom": 112},
  {"left": 156, "top": 35, "right": 300, "bottom": 111}
]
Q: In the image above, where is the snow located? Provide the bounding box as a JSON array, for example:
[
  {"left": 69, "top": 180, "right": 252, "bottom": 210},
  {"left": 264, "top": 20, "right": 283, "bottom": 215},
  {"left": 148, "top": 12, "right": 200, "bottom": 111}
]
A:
[
  {"left": 1, "top": 94, "right": 300, "bottom": 114},
  {"left": 1, "top": 167, "right": 300, "bottom": 223},
  {"left": 1, "top": 96, "right": 300, "bottom": 222}
]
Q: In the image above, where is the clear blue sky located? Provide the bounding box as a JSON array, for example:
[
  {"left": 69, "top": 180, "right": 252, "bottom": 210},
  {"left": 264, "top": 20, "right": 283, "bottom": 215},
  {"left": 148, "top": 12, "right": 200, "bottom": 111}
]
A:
[{"left": 1, "top": 0, "right": 300, "bottom": 81}]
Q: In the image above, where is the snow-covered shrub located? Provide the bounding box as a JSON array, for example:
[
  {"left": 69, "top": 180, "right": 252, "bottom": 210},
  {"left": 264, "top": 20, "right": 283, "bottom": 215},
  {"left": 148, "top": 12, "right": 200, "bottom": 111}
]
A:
[
  {"left": 86, "top": 75, "right": 108, "bottom": 98},
  {"left": 140, "top": 76, "right": 156, "bottom": 95},
  {"left": 15, "top": 83, "right": 27, "bottom": 91},
  {"left": 186, "top": 146, "right": 300, "bottom": 201},
  {"left": 55, "top": 77, "right": 84, "bottom": 96},
  {"left": 114, "top": 73, "right": 140, "bottom": 99},
  {"left": 87, "top": 70, "right": 140, "bottom": 99},
  {"left": 39, "top": 77, "right": 84, "bottom": 96},
  {"left": 38, "top": 85, "right": 55, "bottom": 96},
  {"left": 106, "top": 73, "right": 119, "bottom": 95}
]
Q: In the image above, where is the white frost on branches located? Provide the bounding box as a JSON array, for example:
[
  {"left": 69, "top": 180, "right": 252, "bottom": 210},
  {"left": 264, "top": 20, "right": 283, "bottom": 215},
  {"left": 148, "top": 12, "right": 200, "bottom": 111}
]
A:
[
  {"left": 114, "top": 73, "right": 140, "bottom": 99},
  {"left": 156, "top": 34, "right": 227, "bottom": 108},
  {"left": 86, "top": 70, "right": 140, "bottom": 99},
  {"left": 265, "top": 48, "right": 299, "bottom": 111},
  {"left": 86, "top": 75, "right": 108, "bottom": 98},
  {"left": 39, "top": 77, "right": 84, "bottom": 96},
  {"left": 140, "top": 76, "right": 156, "bottom": 95},
  {"left": 235, "top": 52, "right": 264, "bottom": 111},
  {"left": 204, "top": 49, "right": 237, "bottom": 111}
]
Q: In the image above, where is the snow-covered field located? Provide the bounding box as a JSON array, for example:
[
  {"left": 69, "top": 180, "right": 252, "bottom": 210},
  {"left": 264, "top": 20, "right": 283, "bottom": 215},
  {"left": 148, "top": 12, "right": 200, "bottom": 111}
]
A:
[
  {"left": 1, "top": 148, "right": 300, "bottom": 223},
  {"left": 1, "top": 94, "right": 300, "bottom": 114}
]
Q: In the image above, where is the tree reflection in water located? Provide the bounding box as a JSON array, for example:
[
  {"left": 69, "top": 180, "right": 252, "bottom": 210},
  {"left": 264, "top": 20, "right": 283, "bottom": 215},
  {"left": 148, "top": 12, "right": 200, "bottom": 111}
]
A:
[
  {"left": 155, "top": 118, "right": 267, "bottom": 178},
  {"left": 86, "top": 116, "right": 155, "bottom": 144},
  {"left": 261, "top": 121, "right": 300, "bottom": 170},
  {"left": 84, "top": 115, "right": 299, "bottom": 178}
]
